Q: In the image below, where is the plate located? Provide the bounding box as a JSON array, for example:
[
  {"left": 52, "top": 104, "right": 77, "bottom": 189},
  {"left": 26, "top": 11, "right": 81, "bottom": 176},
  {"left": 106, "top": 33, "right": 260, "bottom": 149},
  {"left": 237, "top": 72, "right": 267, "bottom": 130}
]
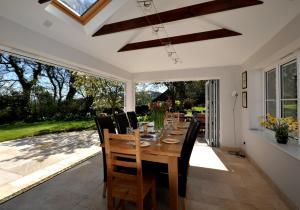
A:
[
  {"left": 162, "top": 138, "right": 180, "bottom": 144},
  {"left": 129, "top": 141, "right": 151, "bottom": 147},
  {"left": 140, "top": 141, "right": 151, "bottom": 147},
  {"left": 170, "top": 130, "right": 184, "bottom": 135}
]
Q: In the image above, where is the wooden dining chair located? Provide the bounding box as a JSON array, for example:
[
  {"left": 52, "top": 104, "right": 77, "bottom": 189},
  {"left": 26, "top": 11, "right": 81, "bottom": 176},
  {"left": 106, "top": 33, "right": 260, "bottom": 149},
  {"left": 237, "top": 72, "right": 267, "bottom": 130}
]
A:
[
  {"left": 127, "top": 111, "right": 138, "bottom": 129},
  {"left": 172, "top": 112, "right": 180, "bottom": 122},
  {"left": 114, "top": 112, "right": 130, "bottom": 134},
  {"left": 104, "top": 129, "right": 157, "bottom": 210},
  {"left": 95, "top": 116, "right": 116, "bottom": 198},
  {"left": 165, "top": 111, "right": 180, "bottom": 122}
]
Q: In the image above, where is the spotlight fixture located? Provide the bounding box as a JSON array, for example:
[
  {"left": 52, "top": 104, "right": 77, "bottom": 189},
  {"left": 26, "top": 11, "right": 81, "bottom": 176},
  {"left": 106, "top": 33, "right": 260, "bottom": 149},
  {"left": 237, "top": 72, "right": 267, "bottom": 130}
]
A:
[
  {"left": 168, "top": 52, "right": 176, "bottom": 57},
  {"left": 136, "top": 0, "right": 182, "bottom": 64},
  {"left": 152, "top": 26, "right": 164, "bottom": 33},
  {"left": 137, "top": 0, "right": 152, "bottom": 8}
]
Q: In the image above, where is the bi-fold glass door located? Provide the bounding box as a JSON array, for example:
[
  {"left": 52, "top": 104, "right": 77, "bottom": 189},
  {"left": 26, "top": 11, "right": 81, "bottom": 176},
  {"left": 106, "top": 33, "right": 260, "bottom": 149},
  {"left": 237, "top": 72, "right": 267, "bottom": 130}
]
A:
[{"left": 205, "top": 80, "right": 220, "bottom": 147}]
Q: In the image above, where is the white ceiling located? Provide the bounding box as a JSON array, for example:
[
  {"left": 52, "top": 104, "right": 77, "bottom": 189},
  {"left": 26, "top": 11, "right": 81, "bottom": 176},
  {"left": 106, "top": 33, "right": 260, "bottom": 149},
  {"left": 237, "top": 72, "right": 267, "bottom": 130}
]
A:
[{"left": 0, "top": 0, "right": 300, "bottom": 73}]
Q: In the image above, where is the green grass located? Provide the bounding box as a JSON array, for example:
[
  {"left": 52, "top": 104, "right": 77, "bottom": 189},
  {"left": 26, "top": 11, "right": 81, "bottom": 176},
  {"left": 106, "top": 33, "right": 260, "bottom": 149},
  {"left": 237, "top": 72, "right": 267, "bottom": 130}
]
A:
[
  {"left": 186, "top": 106, "right": 206, "bottom": 116},
  {"left": 0, "top": 119, "right": 96, "bottom": 142}
]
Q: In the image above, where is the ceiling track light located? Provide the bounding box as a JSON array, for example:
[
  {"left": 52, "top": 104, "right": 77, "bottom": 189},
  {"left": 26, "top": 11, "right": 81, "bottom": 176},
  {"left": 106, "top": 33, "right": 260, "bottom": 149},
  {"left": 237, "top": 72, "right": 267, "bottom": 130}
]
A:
[
  {"left": 152, "top": 26, "right": 164, "bottom": 33},
  {"left": 168, "top": 52, "right": 176, "bottom": 57},
  {"left": 136, "top": 0, "right": 182, "bottom": 64},
  {"left": 173, "top": 58, "right": 180, "bottom": 64},
  {"left": 137, "top": 0, "right": 153, "bottom": 8}
]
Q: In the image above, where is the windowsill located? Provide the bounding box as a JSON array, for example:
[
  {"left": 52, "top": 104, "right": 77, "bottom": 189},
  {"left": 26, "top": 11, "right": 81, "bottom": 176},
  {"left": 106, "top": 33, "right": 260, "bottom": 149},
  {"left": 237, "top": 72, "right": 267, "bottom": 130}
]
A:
[{"left": 250, "top": 129, "right": 300, "bottom": 161}]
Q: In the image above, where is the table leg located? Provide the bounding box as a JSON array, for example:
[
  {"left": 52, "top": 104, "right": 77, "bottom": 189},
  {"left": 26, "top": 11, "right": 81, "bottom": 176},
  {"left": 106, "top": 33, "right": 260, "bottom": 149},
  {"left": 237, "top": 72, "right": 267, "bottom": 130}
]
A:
[{"left": 168, "top": 156, "right": 178, "bottom": 210}]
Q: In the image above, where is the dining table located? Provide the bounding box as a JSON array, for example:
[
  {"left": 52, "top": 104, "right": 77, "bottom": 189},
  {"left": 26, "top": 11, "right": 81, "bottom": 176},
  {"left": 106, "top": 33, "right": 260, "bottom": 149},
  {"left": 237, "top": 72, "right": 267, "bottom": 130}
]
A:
[{"left": 101, "top": 122, "right": 188, "bottom": 210}]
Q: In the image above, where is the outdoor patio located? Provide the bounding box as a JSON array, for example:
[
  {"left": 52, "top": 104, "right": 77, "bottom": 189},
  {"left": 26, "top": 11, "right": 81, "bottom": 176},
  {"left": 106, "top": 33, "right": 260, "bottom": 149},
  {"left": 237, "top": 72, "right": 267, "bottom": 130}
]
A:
[{"left": 0, "top": 130, "right": 100, "bottom": 203}]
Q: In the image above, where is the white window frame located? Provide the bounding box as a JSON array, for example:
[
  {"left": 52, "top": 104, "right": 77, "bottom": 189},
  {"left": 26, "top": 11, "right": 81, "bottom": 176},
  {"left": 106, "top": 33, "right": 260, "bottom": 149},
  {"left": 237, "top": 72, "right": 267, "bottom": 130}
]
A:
[
  {"left": 262, "top": 52, "right": 300, "bottom": 143},
  {"left": 280, "top": 59, "right": 298, "bottom": 120},
  {"left": 264, "top": 68, "right": 277, "bottom": 117}
]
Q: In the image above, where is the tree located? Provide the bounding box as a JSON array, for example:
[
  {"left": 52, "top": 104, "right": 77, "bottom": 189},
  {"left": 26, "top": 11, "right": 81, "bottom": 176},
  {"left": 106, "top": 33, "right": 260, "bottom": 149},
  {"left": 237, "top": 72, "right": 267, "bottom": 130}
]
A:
[
  {"left": 66, "top": 71, "right": 77, "bottom": 101},
  {"left": 136, "top": 91, "right": 152, "bottom": 106},
  {"left": 43, "top": 66, "right": 71, "bottom": 103},
  {"left": 153, "top": 81, "right": 206, "bottom": 110},
  {"left": 0, "top": 54, "right": 43, "bottom": 116},
  {"left": 73, "top": 75, "right": 124, "bottom": 113}
]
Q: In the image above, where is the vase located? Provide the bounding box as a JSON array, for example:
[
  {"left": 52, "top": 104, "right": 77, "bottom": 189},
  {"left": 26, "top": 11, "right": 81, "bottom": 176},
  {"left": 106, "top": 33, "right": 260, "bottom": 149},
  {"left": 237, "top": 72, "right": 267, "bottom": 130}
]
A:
[
  {"left": 152, "top": 111, "right": 165, "bottom": 131},
  {"left": 275, "top": 132, "right": 289, "bottom": 144}
]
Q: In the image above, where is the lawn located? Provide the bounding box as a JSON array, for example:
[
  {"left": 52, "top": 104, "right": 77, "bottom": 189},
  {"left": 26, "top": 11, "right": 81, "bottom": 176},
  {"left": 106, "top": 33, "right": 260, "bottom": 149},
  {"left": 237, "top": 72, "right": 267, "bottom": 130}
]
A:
[
  {"left": 0, "top": 119, "right": 96, "bottom": 142},
  {"left": 186, "top": 106, "right": 206, "bottom": 116}
]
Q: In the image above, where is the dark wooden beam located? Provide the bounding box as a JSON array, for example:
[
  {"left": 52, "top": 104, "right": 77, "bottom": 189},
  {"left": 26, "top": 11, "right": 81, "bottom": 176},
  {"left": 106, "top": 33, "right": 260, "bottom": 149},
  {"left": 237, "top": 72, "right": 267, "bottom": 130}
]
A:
[
  {"left": 93, "top": 0, "right": 263, "bottom": 36},
  {"left": 118, "top": 29, "right": 241, "bottom": 52},
  {"left": 38, "top": 0, "right": 51, "bottom": 4}
]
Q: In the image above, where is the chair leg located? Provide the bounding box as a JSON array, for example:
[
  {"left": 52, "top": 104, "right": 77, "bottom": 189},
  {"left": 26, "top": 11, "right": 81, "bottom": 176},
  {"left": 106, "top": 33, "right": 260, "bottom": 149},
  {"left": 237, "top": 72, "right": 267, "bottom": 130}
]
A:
[
  {"left": 137, "top": 200, "right": 143, "bottom": 210},
  {"left": 180, "top": 197, "right": 187, "bottom": 210},
  {"left": 102, "top": 182, "right": 107, "bottom": 198},
  {"left": 151, "top": 180, "right": 157, "bottom": 210},
  {"left": 107, "top": 195, "right": 114, "bottom": 210}
]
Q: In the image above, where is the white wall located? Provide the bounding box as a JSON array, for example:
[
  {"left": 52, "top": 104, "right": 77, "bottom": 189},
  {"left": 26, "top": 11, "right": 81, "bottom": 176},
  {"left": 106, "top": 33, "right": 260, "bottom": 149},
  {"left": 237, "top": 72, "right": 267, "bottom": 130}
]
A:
[
  {"left": 0, "top": 16, "right": 131, "bottom": 81},
  {"left": 134, "top": 66, "right": 242, "bottom": 148},
  {"left": 241, "top": 13, "right": 300, "bottom": 209}
]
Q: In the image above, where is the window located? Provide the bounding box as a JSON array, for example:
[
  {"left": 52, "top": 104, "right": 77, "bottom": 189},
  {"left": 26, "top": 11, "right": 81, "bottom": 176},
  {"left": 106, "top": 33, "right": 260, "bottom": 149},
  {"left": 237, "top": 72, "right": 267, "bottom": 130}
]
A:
[
  {"left": 265, "top": 69, "right": 276, "bottom": 116},
  {"left": 59, "top": 0, "right": 98, "bottom": 16},
  {"left": 264, "top": 58, "right": 299, "bottom": 140},
  {"left": 52, "top": 0, "right": 111, "bottom": 25},
  {"left": 280, "top": 60, "right": 297, "bottom": 120}
]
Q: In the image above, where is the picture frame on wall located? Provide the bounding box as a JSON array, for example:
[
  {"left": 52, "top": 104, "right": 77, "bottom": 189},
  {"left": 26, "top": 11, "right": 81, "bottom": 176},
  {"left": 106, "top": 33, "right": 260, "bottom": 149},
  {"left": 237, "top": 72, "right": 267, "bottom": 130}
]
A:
[
  {"left": 242, "top": 91, "right": 247, "bottom": 108},
  {"left": 242, "top": 71, "right": 247, "bottom": 89}
]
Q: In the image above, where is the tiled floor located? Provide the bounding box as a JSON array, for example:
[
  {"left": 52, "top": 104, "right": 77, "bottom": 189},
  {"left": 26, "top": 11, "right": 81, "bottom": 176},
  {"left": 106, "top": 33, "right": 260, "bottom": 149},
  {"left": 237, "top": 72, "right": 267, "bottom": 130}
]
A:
[{"left": 0, "top": 142, "right": 293, "bottom": 210}]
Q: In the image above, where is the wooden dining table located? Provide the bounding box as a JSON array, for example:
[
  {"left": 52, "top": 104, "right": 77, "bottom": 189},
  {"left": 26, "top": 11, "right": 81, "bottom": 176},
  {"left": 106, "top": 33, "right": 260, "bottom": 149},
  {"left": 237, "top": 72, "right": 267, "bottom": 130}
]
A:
[{"left": 101, "top": 122, "right": 188, "bottom": 210}]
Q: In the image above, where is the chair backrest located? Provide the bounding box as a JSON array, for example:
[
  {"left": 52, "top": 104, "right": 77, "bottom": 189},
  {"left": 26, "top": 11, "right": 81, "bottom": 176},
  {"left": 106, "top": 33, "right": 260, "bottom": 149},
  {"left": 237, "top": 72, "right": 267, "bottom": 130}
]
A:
[
  {"left": 127, "top": 111, "right": 138, "bottom": 129},
  {"left": 181, "top": 118, "right": 200, "bottom": 158},
  {"left": 114, "top": 112, "right": 130, "bottom": 134},
  {"left": 95, "top": 116, "right": 116, "bottom": 144},
  {"left": 165, "top": 112, "right": 180, "bottom": 122},
  {"left": 95, "top": 116, "right": 116, "bottom": 183},
  {"left": 104, "top": 129, "right": 143, "bottom": 199},
  {"left": 179, "top": 118, "right": 201, "bottom": 197}
]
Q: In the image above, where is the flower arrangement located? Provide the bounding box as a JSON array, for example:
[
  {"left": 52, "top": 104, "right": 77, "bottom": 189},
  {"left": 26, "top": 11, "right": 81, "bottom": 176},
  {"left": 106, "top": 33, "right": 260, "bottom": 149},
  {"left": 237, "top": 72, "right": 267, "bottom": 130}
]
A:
[
  {"left": 149, "top": 101, "right": 167, "bottom": 130},
  {"left": 259, "top": 114, "right": 298, "bottom": 144}
]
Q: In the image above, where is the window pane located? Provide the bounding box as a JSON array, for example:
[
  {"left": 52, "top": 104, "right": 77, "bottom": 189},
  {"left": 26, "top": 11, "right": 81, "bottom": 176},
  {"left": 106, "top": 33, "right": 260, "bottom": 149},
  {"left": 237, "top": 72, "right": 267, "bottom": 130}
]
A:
[
  {"left": 266, "top": 101, "right": 276, "bottom": 117},
  {"left": 281, "top": 61, "right": 297, "bottom": 99},
  {"left": 266, "top": 69, "right": 276, "bottom": 100},
  {"left": 59, "top": 0, "right": 98, "bottom": 16},
  {"left": 281, "top": 100, "right": 297, "bottom": 119}
]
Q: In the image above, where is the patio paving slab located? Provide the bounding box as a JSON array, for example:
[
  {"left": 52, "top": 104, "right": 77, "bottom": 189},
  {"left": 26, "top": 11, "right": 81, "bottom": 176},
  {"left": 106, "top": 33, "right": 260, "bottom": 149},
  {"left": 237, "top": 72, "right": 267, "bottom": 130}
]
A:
[{"left": 0, "top": 130, "right": 101, "bottom": 204}]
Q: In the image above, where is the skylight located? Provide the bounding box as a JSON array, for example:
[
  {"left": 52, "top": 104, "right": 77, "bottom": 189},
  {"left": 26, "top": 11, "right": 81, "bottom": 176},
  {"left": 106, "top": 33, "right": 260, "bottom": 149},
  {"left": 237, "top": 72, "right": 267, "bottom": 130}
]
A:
[
  {"left": 52, "top": 0, "right": 111, "bottom": 25},
  {"left": 58, "top": 0, "right": 98, "bottom": 16}
]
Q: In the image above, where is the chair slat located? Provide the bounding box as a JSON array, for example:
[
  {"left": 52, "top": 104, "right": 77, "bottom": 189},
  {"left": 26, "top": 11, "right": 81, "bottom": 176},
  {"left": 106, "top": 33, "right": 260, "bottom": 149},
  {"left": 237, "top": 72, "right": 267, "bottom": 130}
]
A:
[
  {"left": 110, "top": 147, "right": 137, "bottom": 155},
  {"left": 112, "top": 171, "right": 137, "bottom": 181},
  {"left": 112, "top": 159, "right": 137, "bottom": 168},
  {"left": 109, "top": 133, "right": 137, "bottom": 141}
]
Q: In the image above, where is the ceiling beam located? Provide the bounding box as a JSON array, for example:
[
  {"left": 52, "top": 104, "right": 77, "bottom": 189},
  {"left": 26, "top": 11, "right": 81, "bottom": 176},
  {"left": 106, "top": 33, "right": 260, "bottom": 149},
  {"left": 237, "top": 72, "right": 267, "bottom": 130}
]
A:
[
  {"left": 118, "top": 28, "right": 241, "bottom": 52},
  {"left": 93, "top": 0, "right": 263, "bottom": 37},
  {"left": 38, "top": 0, "right": 51, "bottom": 4}
]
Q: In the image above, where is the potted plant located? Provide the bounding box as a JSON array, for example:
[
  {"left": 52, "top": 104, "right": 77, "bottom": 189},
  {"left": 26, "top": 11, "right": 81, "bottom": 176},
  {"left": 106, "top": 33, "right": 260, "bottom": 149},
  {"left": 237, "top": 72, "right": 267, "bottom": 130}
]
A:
[{"left": 259, "top": 114, "right": 298, "bottom": 144}]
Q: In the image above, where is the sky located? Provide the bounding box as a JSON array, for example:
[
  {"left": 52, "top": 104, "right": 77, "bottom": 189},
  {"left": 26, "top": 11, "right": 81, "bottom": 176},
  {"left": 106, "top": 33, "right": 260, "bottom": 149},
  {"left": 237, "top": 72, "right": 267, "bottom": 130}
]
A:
[{"left": 136, "top": 82, "right": 167, "bottom": 93}]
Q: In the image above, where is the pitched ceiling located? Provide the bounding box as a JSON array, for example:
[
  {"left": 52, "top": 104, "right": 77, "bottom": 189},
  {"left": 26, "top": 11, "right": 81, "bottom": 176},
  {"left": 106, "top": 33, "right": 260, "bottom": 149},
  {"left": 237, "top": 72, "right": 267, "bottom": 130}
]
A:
[{"left": 0, "top": 0, "right": 300, "bottom": 73}]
